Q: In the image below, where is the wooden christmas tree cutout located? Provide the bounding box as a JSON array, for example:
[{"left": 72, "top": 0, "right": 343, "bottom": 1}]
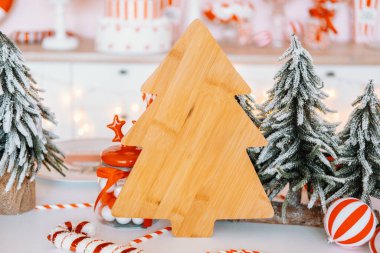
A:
[{"left": 112, "top": 20, "right": 274, "bottom": 237}]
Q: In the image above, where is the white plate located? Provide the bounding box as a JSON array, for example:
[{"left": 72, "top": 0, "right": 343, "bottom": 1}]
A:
[{"left": 37, "top": 138, "right": 113, "bottom": 183}]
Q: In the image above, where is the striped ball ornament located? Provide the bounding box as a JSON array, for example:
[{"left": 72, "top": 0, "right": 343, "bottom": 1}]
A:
[
  {"left": 370, "top": 227, "right": 380, "bottom": 253},
  {"left": 324, "top": 198, "right": 377, "bottom": 247}
]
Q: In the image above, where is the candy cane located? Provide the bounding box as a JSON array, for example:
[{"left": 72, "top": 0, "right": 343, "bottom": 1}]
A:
[
  {"left": 207, "top": 250, "right": 262, "bottom": 253},
  {"left": 35, "top": 203, "right": 93, "bottom": 210},
  {"left": 54, "top": 221, "right": 96, "bottom": 237},
  {"left": 128, "top": 226, "right": 172, "bottom": 246},
  {"left": 48, "top": 222, "right": 143, "bottom": 253}
]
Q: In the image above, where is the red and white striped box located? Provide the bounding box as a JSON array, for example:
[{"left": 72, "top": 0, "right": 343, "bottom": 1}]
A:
[
  {"left": 104, "top": 0, "right": 178, "bottom": 20},
  {"left": 354, "top": 0, "right": 380, "bottom": 43}
]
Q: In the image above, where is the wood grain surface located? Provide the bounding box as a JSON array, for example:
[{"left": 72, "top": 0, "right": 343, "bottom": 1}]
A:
[{"left": 112, "top": 20, "right": 274, "bottom": 237}]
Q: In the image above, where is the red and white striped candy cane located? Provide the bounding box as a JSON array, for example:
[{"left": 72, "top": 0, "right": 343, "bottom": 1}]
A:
[
  {"left": 54, "top": 221, "right": 96, "bottom": 237},
  {"left": 35, "top": 202, "right": 93, "bottom": 210},
  {"left": 128, "top": 226, "right": 172, "bottom": 246},
  {"left": 206, "top": 250, "right": 261, "bottom": 253},
  {"left": 48, "top": 222, "right": 143, "bottom": 253},
  {"left": 141, "top": 93, "right": 156, "bottom": 108}
]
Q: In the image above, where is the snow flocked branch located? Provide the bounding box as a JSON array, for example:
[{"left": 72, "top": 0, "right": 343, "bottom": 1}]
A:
[
  {"left": 243, "top": 35, "right": 343, "bottom": 218},
  {"left": 328, "top": 80, "right": 380, "bottom": 205},
  {"left": 0, "top": 31, "right": 66, "bottom": 191}
]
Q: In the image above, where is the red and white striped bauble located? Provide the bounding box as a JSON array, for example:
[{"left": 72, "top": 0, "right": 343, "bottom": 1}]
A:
[
  {"left": 370, "top": 227, "right": 380, "bottom": 253},
  {"left": 285, "top": 19, "right": 303, "bottom": 39},
  {"left": 0, "top": 0, "right": 13, "bottom": 22},
  {"left": 324, "top": 198, "right": 377, "bottom": 247}
]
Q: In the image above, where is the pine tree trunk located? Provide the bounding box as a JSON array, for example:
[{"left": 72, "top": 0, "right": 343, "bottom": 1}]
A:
[
  {"left": 0, "top": 172, "right": 36, "bottom": 215},
  {"left": 239, "top": 201, "right": 324, "bottom": 227}
]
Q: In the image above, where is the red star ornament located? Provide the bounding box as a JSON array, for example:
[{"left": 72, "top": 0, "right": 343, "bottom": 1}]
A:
[{"left": 107, "top": 115, "right": 126, "bottom": 142}]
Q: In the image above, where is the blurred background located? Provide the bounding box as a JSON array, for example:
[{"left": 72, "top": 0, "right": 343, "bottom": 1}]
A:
[{"left": 0, "top": 0, "right": 379, "bottom": 141}]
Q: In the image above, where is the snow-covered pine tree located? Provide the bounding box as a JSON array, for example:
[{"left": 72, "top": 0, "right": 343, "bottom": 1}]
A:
[
  {"left": 0, "top": 32, "right": 66, "bottom": 192},
  {"left": 328, "top": 80, "right": 380, "bottom": 204},
  {"left": 236, "top": 95, "right": 263, "bottom": 168},
  {"left": 254, "top": 35, "right": 342, "bottom": 217},
  {"left": 236, "top": 94, "right": 262, "bottom": 128}
]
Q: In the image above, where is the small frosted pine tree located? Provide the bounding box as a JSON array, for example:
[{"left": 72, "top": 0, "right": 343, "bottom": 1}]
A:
[
  {"left": 236, "top": 95, "right": 263, "bottom": 168},
  {"left": 328, "top": 80, "right": 380, "bottom": 204},
  {"left": 0, "top": 32, "right": 66, "bottom": 191},
  {"left": 236, "top": 94, "right": 262, "bottom": 128},
  {"left": 254, "top": 35, "right": 342, "bottom": 216}
]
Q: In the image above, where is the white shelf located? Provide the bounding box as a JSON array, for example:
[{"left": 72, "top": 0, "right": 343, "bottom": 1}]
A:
[{"left": 18, "top": 38, "right": 380, "bottom": 65}]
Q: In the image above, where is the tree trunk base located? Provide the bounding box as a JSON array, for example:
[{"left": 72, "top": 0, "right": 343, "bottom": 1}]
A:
[
  {"left": 0, "top": 173, "right": 36, "bottom": 215},
  {"left": 238, "top": 201, "right": 324, "bottom": 227}
]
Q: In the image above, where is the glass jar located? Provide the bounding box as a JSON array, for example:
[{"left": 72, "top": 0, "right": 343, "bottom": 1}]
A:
[
  {"left": 268, "top": 0, "right": 291, "bottom": 48},
  {"left": 305, "top": 17, "right": 331, "bottom": 50},
  {"left": 95, "top": 144, "right": 153, "bottom": 228},
  {"left": 201, "top": 0, "right": 255, "bottom": 46},
  {"left": 367, "top": 11, "right": 380, "bottom": 49}
]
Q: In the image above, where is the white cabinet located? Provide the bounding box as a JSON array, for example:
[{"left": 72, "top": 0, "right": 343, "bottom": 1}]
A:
[
  {"left": 235, "top": 64, "right": 380, "bottom": 131},
  {"left": 27, "top": 61, "right": 380, "bottom": 140},
  {"left": 27, "top": 62, "right": 73, "bottom": 140},
  {"left": 314, "top": 65, "right": 380, "bottom": 130},
  {"left": 235, "top": 64, "right": 278, "bottom": 103},
  {"left": 72, "top": 63, "right": 158, "bottom": 139}
]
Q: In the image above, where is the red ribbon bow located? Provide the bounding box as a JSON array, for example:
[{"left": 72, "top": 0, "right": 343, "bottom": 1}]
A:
[
  {"left": 309, "top": 1, "right": 338, "bottom": 41},
  {"left": 95, "top": 167, "right": 130, "bottom": 210}
]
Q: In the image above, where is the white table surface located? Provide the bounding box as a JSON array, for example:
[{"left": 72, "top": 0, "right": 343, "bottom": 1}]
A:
[{"left": 0, "top": 178, "right": 378, "bottom": 253}]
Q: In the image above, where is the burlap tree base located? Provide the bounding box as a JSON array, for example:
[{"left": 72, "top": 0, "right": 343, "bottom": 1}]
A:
[
  {"left": 243, "top": 201, "right": 324, "bottom": 227},
  {"left": 0, "top": 172, "right": 36, "bottom": 215}
]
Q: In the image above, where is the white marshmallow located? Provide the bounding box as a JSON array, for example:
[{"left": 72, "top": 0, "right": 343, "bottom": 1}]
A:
[
  {"left": 116, "top": 217, "right": 132, "bottom": 225},
  {"left": 132, "top": 218, "right": 144, "bottom": 225},
  {"left": 101, "top": 206, "right": 115, "bottom": 222},
  {"left": 114, "top": 185, "right": 123, "bottom": 198}
]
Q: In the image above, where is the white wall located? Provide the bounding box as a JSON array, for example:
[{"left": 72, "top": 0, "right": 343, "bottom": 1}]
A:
[
  {"left": 0, "top": 0, "right": 354, "bottom": 42},
  {"left": 0, "top": 0, "right": 103, "bottom": 39}
]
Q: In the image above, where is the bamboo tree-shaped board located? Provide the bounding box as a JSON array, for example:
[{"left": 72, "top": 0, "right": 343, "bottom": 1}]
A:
[{"left": 112, "top": 20, "right": 274, "bottom": 237}]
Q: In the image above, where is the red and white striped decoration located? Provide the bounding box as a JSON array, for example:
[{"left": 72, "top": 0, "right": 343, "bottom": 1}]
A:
[
  {"left": 207, "top": 250, "right": 261, "bottom": 253},
  {"left": 35, "top": 202, "right": 93, "bottom": 210},
  {"left": 203, "top": 0, "right": 255, "bottom": 24},
  {"left": 11, "top": 30, "right": 74, "bottom": 44},
  {"left": 370, "top": 227, "right": 380, "bottom": 253},
  {"left": 128, "top": 226, "right": 172, "bottom": 246},
  {"left": 104, "top": 0, "right": 178, "bottom": 20},
  {"left": 354, "top": 0, "right": 380, "bottom": 43},
  {"left": 324, "top": 198, "right": 377, "bottom": 247},
  {"left": 142, "top": 93, "right": 156, "bottom": 108},
  {"left": 252, "top": 31, "right": 272, "bottom": 48},
  {"left": 286, "top": 19, "right": 303, "bottom": 39},
  {"left": 55, "top": 221, "right": 96, "bottom": 237},
  {"left": 0, "top": 0, "right": 13, "bottom": 21},
  {"left": 48, "top": 221, "right": 143, "bottom": 253}
]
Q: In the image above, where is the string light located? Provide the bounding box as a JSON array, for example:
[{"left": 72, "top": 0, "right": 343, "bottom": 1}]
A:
[
  {"left": 61, "top": 93, "right": 71, "bottom": 105},
  {"left": 77, "top": 128, "right": 85, "bottom": 137},
  {"left": 114, "top": 106, "right": 123, "bottom": 115},
  {"left": 325, "top": 88, "right": 337, "bottom": 99},
  {"left": 73, "top": 87, "right": 83, "bottom": 98},
  {"left": 130, "top": 103, "right": 140, "bottom": 113},
  {"left": 73, "top": 110, "right": 84, "bottom": 123},
  {"left": 77, "top": 123, "right": 94, "bottom": 137},
  {"left": 43, "top": 119, "right": 54, "bottom": 131}
]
